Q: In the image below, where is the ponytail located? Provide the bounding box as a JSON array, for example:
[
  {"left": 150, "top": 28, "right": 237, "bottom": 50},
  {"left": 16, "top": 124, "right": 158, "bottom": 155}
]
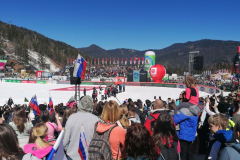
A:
[
  {"left": 120, "top": 113, "right": 130, "bottom": 128},
  {"left": 32, "top": 123, "right": 53, "bottom": 149}
]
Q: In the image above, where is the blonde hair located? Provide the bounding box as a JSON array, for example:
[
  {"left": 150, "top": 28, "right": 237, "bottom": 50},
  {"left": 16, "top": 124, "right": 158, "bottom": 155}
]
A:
[
  {"left": 185, "top": 75, "right": 196, "bottom": 88},
  {"left": 119, "top": 105, "right": 130, "bottom": 128},
  {"left": 101, "top": 100, "right": 120, "bottom": 122},
  {"left": 32, "top": 123, "right": 53, "bottom": 149},
  {"left": 208, "top": 114, "right": 229, "bottom": 129}
]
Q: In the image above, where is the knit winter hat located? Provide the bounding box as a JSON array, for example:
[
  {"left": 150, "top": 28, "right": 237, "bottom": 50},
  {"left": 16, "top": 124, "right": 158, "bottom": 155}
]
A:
[
  {"left": 217, "top": 102, "right": 229, "bottom": 114},
  {"left": 78, "top": 95, "right": 93, "bottom": 113}
]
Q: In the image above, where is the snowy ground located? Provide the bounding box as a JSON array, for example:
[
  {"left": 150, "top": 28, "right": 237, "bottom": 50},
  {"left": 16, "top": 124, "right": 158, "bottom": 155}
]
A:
[{"left": 0, "top": 82, "right": 210, "bottom": 105}]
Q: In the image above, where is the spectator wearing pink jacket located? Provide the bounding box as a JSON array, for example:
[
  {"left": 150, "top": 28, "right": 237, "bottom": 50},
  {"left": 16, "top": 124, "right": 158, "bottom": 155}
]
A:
[
  {"left": 41, "top": 110, "right": 62, "bottom": 140},
  {"left": 66, "top": 96, "right": 77, "bottom": 108}
]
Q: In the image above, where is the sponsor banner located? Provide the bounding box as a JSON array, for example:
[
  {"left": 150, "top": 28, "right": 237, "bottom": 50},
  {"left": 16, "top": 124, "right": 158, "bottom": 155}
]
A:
[
  {"left": 21, "top": 80, "right": 36, "bottom": 83},
  {"left": 5, "top": 79, "right": 21, "bottom": 83},
  {"left": 81, "top": 82, "right": 95, "bottom": 85},
  {"left": 176, "top": 84, "right": 186, "bottom": 89},
  {"left": 114, "top": 77, "right": 125, "bottom": 85},
  {"left": 133, "top": 70, "right": 140, "bottom": 82},
  {"left": 36, "top": 81, "right": 47, "bottom": 84},
  {"left": 93, "top": 82, "right": 105, "bottom": 85},
  {"left": 196, "top": 85, "right": 216, "bottom": 94},
  {"left": 125, "top": 82, "right": 140, "bottom": 86},
  {"left": 162, "top": 84, "right": 176, "bottom": 88},
  {"left": 140, "top": 83, "right": 154, "bottom": 86},
  {"left": 153, "top": 83, "right": 163, "bottom": 87}
]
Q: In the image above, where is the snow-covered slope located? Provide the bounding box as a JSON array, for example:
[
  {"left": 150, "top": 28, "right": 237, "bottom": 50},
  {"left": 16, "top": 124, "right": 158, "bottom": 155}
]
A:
[{"left": 28, "top": 49, "right": 60, "bottom": 72}]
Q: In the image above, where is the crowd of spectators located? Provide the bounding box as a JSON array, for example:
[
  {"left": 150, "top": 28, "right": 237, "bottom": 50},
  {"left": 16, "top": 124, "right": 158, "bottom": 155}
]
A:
[{"left": 1, "top": 75, "right": 240, "bottom": 160}]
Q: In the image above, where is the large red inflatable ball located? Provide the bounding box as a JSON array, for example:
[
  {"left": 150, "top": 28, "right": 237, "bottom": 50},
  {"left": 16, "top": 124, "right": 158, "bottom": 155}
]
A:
[{"left": 149, "top": 65, "right": 166, "bottom": 82}]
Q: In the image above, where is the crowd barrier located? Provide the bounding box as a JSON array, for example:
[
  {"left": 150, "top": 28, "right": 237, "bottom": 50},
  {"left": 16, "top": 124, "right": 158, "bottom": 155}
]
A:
[
  {"left": 80, "top": 81, "right": 221, "bottom": 95},
  {"left": 3, "top": 79, "right": 57, "bottom": 85},
  {"left": 2, "top": 79, "right": 221, "bottom": 95}
]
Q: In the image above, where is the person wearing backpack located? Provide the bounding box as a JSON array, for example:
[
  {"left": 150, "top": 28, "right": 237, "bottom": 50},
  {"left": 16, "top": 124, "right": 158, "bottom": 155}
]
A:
[
  {"left": 144, "top": 99, "right": 165, "bottom": 135},
  {"left": 153, "top": 113, "right": 181, "bottom": 160},
  {"left": 218, "top": 120, "right": 240, "bottom": 160},
  {"left": 63, "top": 96, "right": 99, "bottom": 160},
  {"left": 121, "top": 123, "right": 159, "bottom": 160},
  {"left": 88, "top": 100, "right": 126, "bottom": 160}
]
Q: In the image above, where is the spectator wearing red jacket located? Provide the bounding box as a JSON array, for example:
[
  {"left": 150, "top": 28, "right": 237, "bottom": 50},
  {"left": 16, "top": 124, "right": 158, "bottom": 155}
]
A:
[{"left": 144, "top": 99, "right": 165, "bottom": 135}]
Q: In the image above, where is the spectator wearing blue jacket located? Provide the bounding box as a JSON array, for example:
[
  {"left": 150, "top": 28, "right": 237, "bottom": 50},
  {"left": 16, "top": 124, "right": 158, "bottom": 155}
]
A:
[
  {"left": 173, "top": 104, "right": 201, "bottom": 160},
  {"left": 218, "top": 120, "right": 240, "bottom": 160}
]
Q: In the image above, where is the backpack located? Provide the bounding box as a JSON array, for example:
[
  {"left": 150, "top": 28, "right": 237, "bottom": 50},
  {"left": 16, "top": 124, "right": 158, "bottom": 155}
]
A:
[
  {"left": 158, "top": 141, "right": 180, "bottom": 160},
  {"left": 88, "top": 122, "right": 119, "bottom": 160}
]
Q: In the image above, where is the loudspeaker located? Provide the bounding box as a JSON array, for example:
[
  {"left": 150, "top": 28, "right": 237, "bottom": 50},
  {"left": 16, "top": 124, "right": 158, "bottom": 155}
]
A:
[
  {"left": 127, "top": 70, "right": 133, "bottom": 82},
  {"left": 193, "top": 56, "right": 204, "bottom": 70},
  {"left": 139, "top": 71, "right": 147, "bottom": 82},
  {"left": 70, "top": 67, "right": 81, "bottom": 85}
]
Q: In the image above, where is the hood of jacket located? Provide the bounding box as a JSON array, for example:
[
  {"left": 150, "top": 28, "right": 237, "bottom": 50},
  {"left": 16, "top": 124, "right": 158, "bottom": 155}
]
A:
[
  {"left": 231, "top": 143, "right": 240, "bottom": 152},
  {"left": 24, "top": 143, "right": 53, "bottom": 159},
  {"left": 78, "top": 95, "right": 93, "bottom": 113},
  {"left": 188, "top": 105, "right": 201, "bottom": 116},
  {"left": 214, "top": 129, "right": 233, "bottom": 143},
  {"left": 96, "top": 121, "right": 116, "bottom": 133}
]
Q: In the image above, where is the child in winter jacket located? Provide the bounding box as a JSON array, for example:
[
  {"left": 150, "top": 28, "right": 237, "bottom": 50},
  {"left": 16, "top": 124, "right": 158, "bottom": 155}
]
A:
[
  {"left": 174, "top": 75, "right": 199, "bottom": 114},
  {"left": 23, "top": 123, "right": 54, "bottom": 159},
  {"left": 218, "top": 120, "right": 240, "bottom": 160},
  {"left": 205, "top": 114, "right": 234, "bottom": 160}
]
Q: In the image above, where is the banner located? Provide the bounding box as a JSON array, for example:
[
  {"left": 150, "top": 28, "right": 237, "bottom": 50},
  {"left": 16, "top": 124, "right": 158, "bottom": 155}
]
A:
[
  {"left": 0, "top": 62, "right": 5, "bottom": 70},
  {"left": 133, "top": 70, "right": 140, "bottom": 82},
  {"left": 21, "top": 70, "right": 26, "bottom": 78},
  {"left": 105, "top": 58, "right": 107, "bottom": 65},
  {"left": 114, "top": 77, "right": 125, "bottom": 85},
  {"left": 113, "top": 58, "right": 115, "bottom": 64},
  {"left": 142, "top": 57, "right": 144, "bottom": 65},
  {"left": 109, "top": 58, "right": 111, "bottom": 65},
  {"left": 5, "top": 79, "right": 21, "bottom": 83},
  {"left": 125, "top": 58, "right": 127, "bottom": 65},
  {"left": 102, "top": 58, "right": 104, "bottom": 64},
  {"left": 67, "top": 58, "right": 68, "bottom": 64},
  {"left": 134, "top": 57, "right": 136, "bottom": 65},
  {"left": 121, "top": 58, "right": 123, "bottom": 65},
  {"left": 138, "top": 57, "right": 140, "bottom": 64},
  {"left": 117, "top": 58, "right": 119, "bottom": 65},
  {"left": 130, "top": 58, "right": 132, "bottom": 65},
  {"left": 73, "top": 59, "right": 75, "bottom": 64},
  {"left": 36, "top": 71, "right": 43, "bottom": 78},
  {"left": 94, "top": 58, "right": 96, "bottom": 65},
  {"left": 0, "top": 60, "right": 7, "bottom": 63},
  {"left": 98, "top": 58, "right": 99, "bottom": 65}
]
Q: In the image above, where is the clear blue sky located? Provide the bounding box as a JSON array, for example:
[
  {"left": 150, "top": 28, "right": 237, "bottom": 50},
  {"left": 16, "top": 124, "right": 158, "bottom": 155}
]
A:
[{"left": 0, "top": 0, "right": 239, "bottom": 50}]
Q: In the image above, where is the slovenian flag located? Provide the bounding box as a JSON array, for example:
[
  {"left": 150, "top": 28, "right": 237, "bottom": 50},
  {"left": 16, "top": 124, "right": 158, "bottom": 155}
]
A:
[
  {"left": 49, "top": 95, "right": 54, "bottom": 114},
  {"left": 47, "top": 130, "right": 67, "bottom": 160},
  {"left": 78, "top": 125, "right": 88, "bottom": 160},
  {"left": 29, "top": 95, "right": 41, "bottom": 116},
  {"left": 73, "top": 54, "right": 87, "bottom": 80}
]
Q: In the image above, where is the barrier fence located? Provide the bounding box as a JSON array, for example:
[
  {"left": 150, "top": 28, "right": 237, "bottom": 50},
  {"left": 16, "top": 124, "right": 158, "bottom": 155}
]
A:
[{"left": 3, "top": 79, "right": 221, "bottom": 95}]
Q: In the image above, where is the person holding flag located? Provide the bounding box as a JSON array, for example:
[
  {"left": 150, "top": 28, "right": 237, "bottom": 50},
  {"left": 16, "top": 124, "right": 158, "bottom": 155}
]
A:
[
  {"left": 49, "top": 94, "right": 54, "bottom": 114},
  {"left": 29, "top": 95, "right": 41, "bottom": 125}
]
